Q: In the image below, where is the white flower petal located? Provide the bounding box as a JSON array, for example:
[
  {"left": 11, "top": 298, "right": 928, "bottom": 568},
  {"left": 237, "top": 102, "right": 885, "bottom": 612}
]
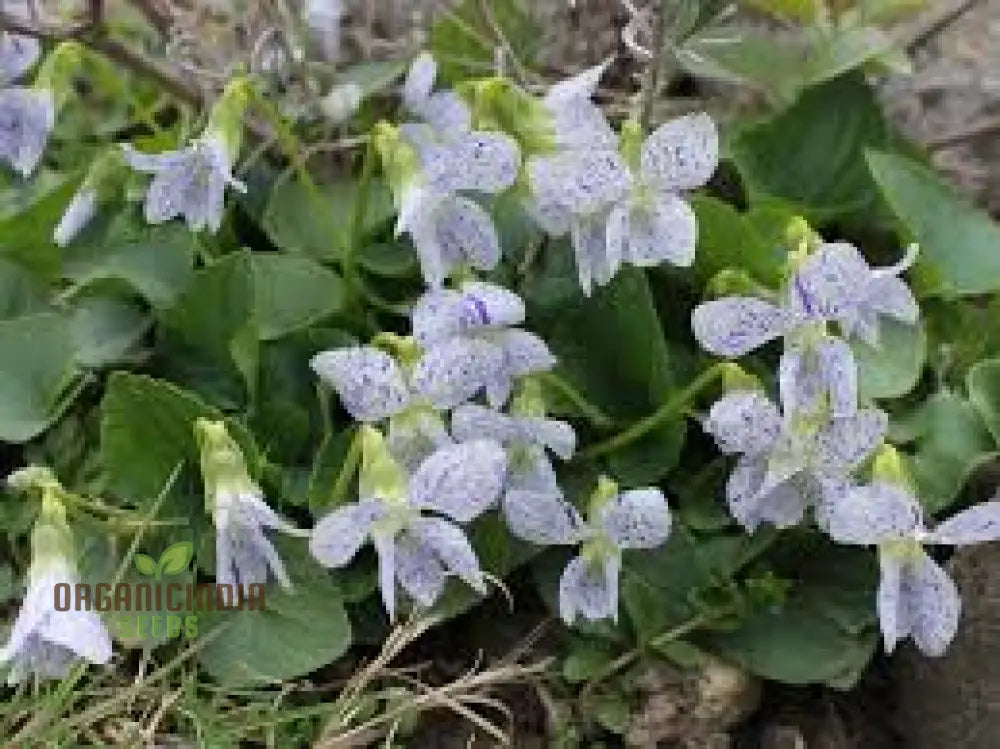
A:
[
  {"left": 866, "top": 274, "right": 919, "bottom": 325},
  {"left": 403, "top": 52, "right": 437, "bottom": 113},
  {"left": 39, "top": 607, "right": 112, "bottom": 666},
  {"left": 726, "top": 456, "right": 807, "bottom": 532},
  {"left": 528, "top": 150, "right": 630, "bottom": 215},
  {"left": 411, "top": 337, "right": 502, "bottom": 410},
  {"left": 691, "top": 297, "right": 792, "bottom": 357},
  {"left": 559, "top": 554, "right": 619, "bottom": 624},
  {"left": 640, "top": 113, "right": 718, "bottom": 192},
  {"left": 814, "top": 408, "right": 887, "bottom": 471},
  {"left": 704, "top": 390, "right": 782, "bottom": 456},
  {"left": 571, "top": 213, "right": 619, "bottom": 295},
  {"left": 424, "top": 131, "right": 519, "bottom": 194},
  {"left": 877, "top": 552, "right": 904, "bottom": 654},
  {"left": 54, "top": 187, "right": 98, "bottom": 247},
  {"left": 545, "top": 58, "right": 611, "bottom": 105},
  {"left": 0, "top": 33, "right": 39, "bottom": 85},
  {"left": 310, "top": 499, "right": 383, "bottom": 567},
  {"left": 0, "top": 87, "right": 54, "bottom": 177},
  {"left": 548, "top": 96, "right": 617, "bottom": 150},
  {"left": 928, "top": 501, "right": 1000, "bottom": 545},
  {"left": 410, "top": 440, "right": 507, "bottom": 522},
  {"left": 394, "top": 530, "right": 447, "bottom": 608},
  {"left": 310, "top": 346, "right": 412, "bottom": 421},
  {"left": 597, "top": 488, "right": 672, "bottom": 549},
  {"left": 412, "top": 517, "right": 486, "bottom": 593},
  {"left": 824, "top": 482, "right": 923, "bottom": 545},
  {"left": 905, "top": 549, "right": 961, "bottom": 657},
  {"left": 432, "top": 196, "right": 502, "bottom": 273},
  {"left": 496, "top": 329, "right": 557, "bottom": 379},
  {"left": 422, "top": 90, "right": 472, "bottom": 134},
  {"left": 504, "top": 489, "right": 581, "bottom": 545},
  {"left": 626, "top": 193, "right": 696, "bottom": 268}
]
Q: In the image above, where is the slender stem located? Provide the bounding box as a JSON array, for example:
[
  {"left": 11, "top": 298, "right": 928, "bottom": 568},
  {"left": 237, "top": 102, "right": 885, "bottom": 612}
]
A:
[
  {"left": 638, "top": 0, "right": 670, "bottom": 130},
  {"left": 575, "top": 363, "right": 726, "bottom": 461},
  {"left": 327, "top": 428, "right": 362, "bottom": 508},
  {"left": 536, "top": 372, "right": 616, "bottom": 431}
]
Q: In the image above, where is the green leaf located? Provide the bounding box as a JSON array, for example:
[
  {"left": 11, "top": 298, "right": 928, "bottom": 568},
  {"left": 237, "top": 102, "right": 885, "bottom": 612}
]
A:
[
  {"left": 100, "top": 372, "right": 252, "bottom": 505},
  {"left": 562, "top": 639, "right": 617, "bottom": 684},
  {"left": 198, "top": 540, "right": 352, "bottom": 686},
  {"left": 866, "top": 150, "right": 1000, "bottom": 297},
  {"left": 731, "top": 74, "right": 897, "bottom": 222},
  {"left": 594, "top": 693, "right": 631, "bottom": 735},
  {"left": 159, "top": 252, "right": 257, "bottom": 405},
  {"left": 158, "top": 540, "right": 194, "bottom": 575},
  {"left": 134, "top": 553, "right": 157, "bottom": 577},
  {"left": 0, "top": 259, "right": 49, "bottom": 319},
  {"left": 854, "top": 319, "right": 926, "bottom": 401},
  {"left": 61, "top": 214, "right": 195, "bottom": 308},
  {"left": 69, "top": 295, "right": 150, "bottom": 368},
  {"left": 334, "top": 60, "right": 407, "bottom": 97},
  {"left": 251, "top": 254, "right": 346, "bottom": 341},
  {"left": 355, "top": 243, "right": 418, "bottom": 278},
  {"left": 530, "top": 265, "right": 684, "bottom": 484},
  {"left": 263, "top": 178, "right": 394, "bottom": 261},
  {"left": 703, "top": 545, "right": 877, "bottom": 687},
  {"left": 0, "top": 174, "right": 79, "bottom": 279},
  {"left": 431, "top": 0, "right": 539, "bottom": 83},
  {"left": 895, "top": 390, "right": 996, "bottom": 512},
  {"left": 0, "top": 313, "right": 79, "bottom": 442},
  {"left": 691, "top": 195, "right": 792, "bottom": 286},
  {"left": 967, "top": 359, "right": 1000, "bottom": 445}
]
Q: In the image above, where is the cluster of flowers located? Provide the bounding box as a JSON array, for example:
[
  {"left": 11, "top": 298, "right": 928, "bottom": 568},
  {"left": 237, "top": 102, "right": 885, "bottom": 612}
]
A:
[
  {"left": 693, "top": 237, "right": 1000, "bottom": 656},
  {"left": 0, "top": 53, "right": 703, "bottom": 682}
]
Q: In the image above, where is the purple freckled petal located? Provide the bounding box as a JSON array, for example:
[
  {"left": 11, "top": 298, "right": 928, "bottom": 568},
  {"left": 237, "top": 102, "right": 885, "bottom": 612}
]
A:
[
  {"left": 411, "top": 337, "right": 502, "bottom": 410},
  {"left": 432, "top": 196, "right": 502, "bottom": 273},
  {"left": 0, "top": 33, "right": 39, "bottom": 85},
  {"left": 496, "top": 329, "right": 556, "bottom": 378},
  {"left": 411, "top": 517, "right": 486, "bottom": 594},
  {"left": 928, "top": 500, "right": 1000, "bottom": 545},
  {"left": 0, "top": 87, "right": 54, "bottom": 177},
  {"left": 597, "top": 488, "right": 672, "bottom": 549},
  {"left": 691, "top": 297, "right": 792, "bottom": 358},
  {"left": 422, "top": 90, "right": 472, "bottom": 135},
  {"left": 814, "top": 408, "right": 887, "bottom": 471},
  {"left": 394, "top": 530, "right": 447, "bottom": 608},
  {"left": 459, "top": 282, "right": 526, "bottom": 329},
  {"left": 640, "top": 113, "right": 718, "bottom": 192},
  {"left": 571, "top": 213, "right": 618, "bottom": 296},
  {"left": 504, "top": 488, "right": 582, "bottom": 545},
  {"left": 310, "top": 346, "right": 412, "bottom": 421},
  {"left": 410, "top": 440, "right": 507, "bottom": 522},
  {"left": 424, "top": 131, "right": 520, "bottom": 194},
  {"left": 310, "top": 498, "right": 383, "bottom": 568},
  {"left": 824, "top": 482, "right": 923, "bottom": 546},
  {"left": 877, "top": 552, "right": 904, "bottom": 654},
  {"left": 626, "top": 193, "right": 697, "bottom": 269},
  {"left": 905, "top": 549, "right": 961, "bottom": 657},
  {"left": 374, "top": 532, "right": 396, "bottom": 621},
  {"left": 528, "top": 150, "right": 630, "bottom": 215},
  {"left": 403, "top": 52, "right": 437, "bottom": 113},
  {"left": 704, "top": 390, "right": 782, "bottom": 456},
  {"left": 559, "top": 554, "right": 620, "bottom": 624},
  {"left": 726, "top": 456, "right": 807, "bottom": 532}
]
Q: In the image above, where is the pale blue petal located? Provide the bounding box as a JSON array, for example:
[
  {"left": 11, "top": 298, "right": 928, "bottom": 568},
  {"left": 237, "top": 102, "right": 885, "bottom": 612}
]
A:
[
  {"left": 906, "top": 549, "right": 961, "bottom": 657},
  {"left": 410, "top": 440, "right": 507, "bottom": 522},
  {"left": 640, "top": 113, "right": 718, "bottom": 192},
  {"left": 928, "top": 501, "right": 1000, "bottom": 545},
  {"left": 691, "top": 297, "right": 792, "bottom": 357},
  {"left": 394, "top": 530, "right": 447, "bottom": 608},
  {"left": 411, "top": 337, "right": 502, "bottom": 410},
  {"left": 507, "top": 444, "right": 561, "bottom": 494},
  {"left": 403, "top": 52, "right": 437, "bottom": 112},
  {"left": 814, "top": 408, "right": 887, "bottom": 471},
  {"left": 528, "top": 150, "right": 630, "bottom": 215},
  {"left": 866, "top": 274, "right": 918, "bottom": 325},
  {"left": 778, "top": 339, "right": 858, "bottom": 419},
  {"left": 496, "top": 329, "right": 557, "bottom": 378},
  {"left": 0, "top": 33, "right": 39, "bottom": 85},
  {"left": 38, "top": 607, "right": 112, "bottom": 666},
  {"left": 310, "top": 346, "right": 411, "bottom": 421},
  {"left": 545, "top": 58, "right": 611, "bottom": 105},
  {"left": 0, "top": 87, "right": 54, "bottom": 177},
  {"left": 518, "top": 416, "right": 576, "bottom": 460},
  {"left": 374, "top": 531, "right": 396, "bottom": 621},
  {"left": 877, "top": 551, "right": 904, "bottom": 654},
  {"left": 597, "top": 488, "right": 671, "bottom": 549},
  {"left": 423, "top": 131, "right": 519, "bottom": 194},
  {"left": 433, "top": 196, "right": 502, "bottom": 273},
  {"left": 54, "top": 187, "right": 97, "bottom": 247},
  {"left": 503, "top": 489, "right": 581, "bottom": 545},
  {"left": 559, "top": 554, "right": 619, "bottom": 624},
  {"left": 817, "top": 337, "right": 857, "bottom": 418},
  {"left": 790, "top": 242, "right": 868, "bottom": 321},
  {"left": 571, "top": 213, "right": 619, "bottom": 296},
  {"left": 548, "top": 96, "right": 617, "bottom": 151},
  {"left": 310, "top": 499, "right": 383, "bottom": 567},
  {"left": 824, "top": 482, "right": 922, "bottom": 545},
  {"left": 703, "top": 390, "right": 782, "bottom": 456},
  {"left": 626, "top": 193, "right": 696, "bottom": 268},
  {"left": 422, "top": 91, "right": 472, "bottom": 134},
  {"left": 412, "top": 517, "right": 486, "bottom": 593},
  {"left": 727, "top": 456, "right": 807, "bottom": 532}
]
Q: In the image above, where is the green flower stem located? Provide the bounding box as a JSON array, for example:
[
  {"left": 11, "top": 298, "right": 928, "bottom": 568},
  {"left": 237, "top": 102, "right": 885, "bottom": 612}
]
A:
[
  {"left": 575, "top": 363, "right": 727, "bottom": 461},
  {"left": 327, "top": 428, "right": 363, "bottom": 508},
  {"left": 536, "top": 372, "right": 616, "bottom": 430}
]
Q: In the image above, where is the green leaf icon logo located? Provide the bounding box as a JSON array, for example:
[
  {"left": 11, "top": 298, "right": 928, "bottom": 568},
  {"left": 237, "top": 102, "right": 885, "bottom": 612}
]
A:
[
  {"left": 135, "top": 541, "right": 194, "bottom": 580},
  {"left": 135, "top": 554, "right": 157, "bottom": 577}
]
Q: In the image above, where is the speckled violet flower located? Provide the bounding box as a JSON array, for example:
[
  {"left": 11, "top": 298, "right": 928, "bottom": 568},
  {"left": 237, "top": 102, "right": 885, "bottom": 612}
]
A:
[
  {"left": 702, "top": 389, "right": 887, "bottom": 532},
  {"left": 0, "top": 470, "right": 112, "bottom": 684},
  {"left": 309, "top": 342, "right": 452, "bottom": 471},
  {"left": 542, "top": 58, "right": 617, "bottom": 151},
  {"left": 310, "top": 427, "right": 506, "bottom": 621},
  {"left": 0, "top": 31, "right": 39, "bottom": 85},
  {"left": 195, "top": 419, "right": 302, "bottom": 589},
  {"left": 528, "top": 113, "right": 717, "bottom": 295},
  {"left": 410, "top": 281, "right": 556, "bottom": 409},
  {"left": 790, "top": 241, "right": 920, "bottom": 346},
  {"left": 524, "top": 476, "right": 672, "bottom": 625},
  {"left": 401, "top": 51, "right": 472, "bottom": 137},
  {"left": 123, "top": 133, "right": 246, "bottom": 232},
  {"left": 0, "top": 86, "right": 54, "bottom": 177},
  {"left": 824, "top": 477, "right": 1000, "bottom": 656}
]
